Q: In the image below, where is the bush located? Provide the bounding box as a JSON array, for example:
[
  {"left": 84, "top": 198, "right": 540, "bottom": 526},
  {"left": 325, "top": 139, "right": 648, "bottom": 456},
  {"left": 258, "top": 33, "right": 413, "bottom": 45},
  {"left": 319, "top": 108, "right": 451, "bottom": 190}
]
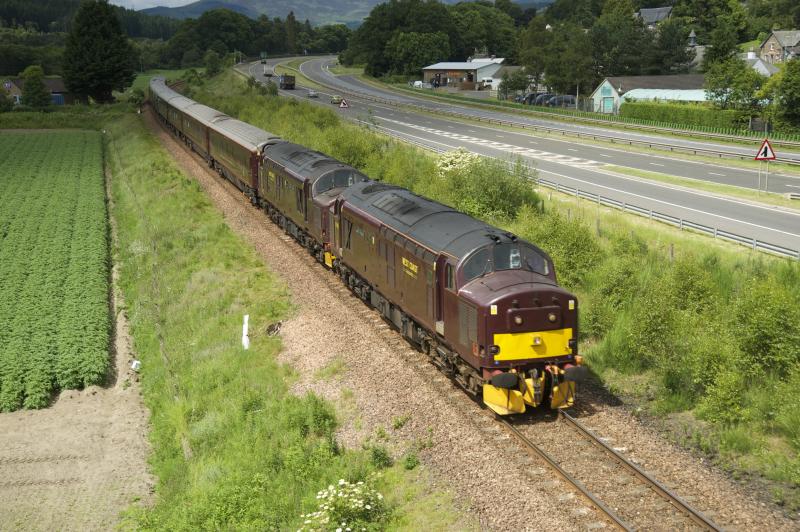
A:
[
  {"left": 369, "top": 445, "right": 393, "bottom": 469},
  {"left": 299, "top": 479, "right": 387, "bottom": 531},
  {"left": 698, "top": 369, "right": 748, "bottom": 425},
  {"left": 732, "top": 277, "right": 800, "bottom": 377}
]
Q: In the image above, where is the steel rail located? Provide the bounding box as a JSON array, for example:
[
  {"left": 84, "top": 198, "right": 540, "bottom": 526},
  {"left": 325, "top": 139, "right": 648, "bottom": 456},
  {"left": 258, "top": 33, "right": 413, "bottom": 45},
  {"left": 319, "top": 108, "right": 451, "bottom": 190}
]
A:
[
  {"left": 497, "top": 418, "right": 632, "bottom": 531},
  {"left": 559, "top": 411, "right": 723, "bottom": 532},
  {"left": 294, "top": 60, "right": 800, "bottom": 166}
]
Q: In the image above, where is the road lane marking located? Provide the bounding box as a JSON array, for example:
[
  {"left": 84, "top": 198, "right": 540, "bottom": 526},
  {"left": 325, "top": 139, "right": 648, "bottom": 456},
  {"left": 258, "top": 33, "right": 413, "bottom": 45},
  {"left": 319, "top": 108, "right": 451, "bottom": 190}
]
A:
[
  {"left": 649, "top": 163, "right": 665, "bottom": 167},
  {"left": 568, "top": 148, "right": 578, "bottom": 152},
  {"left": 709, "top": 172, "right": 726, "bottom": 176}
]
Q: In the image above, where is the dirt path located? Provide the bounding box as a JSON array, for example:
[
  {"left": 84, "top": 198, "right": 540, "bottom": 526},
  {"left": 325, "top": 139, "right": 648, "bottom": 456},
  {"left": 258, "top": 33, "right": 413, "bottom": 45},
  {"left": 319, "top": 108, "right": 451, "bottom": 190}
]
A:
[{"left": 0, "top": 161, "right": 153, "bottom": 531}]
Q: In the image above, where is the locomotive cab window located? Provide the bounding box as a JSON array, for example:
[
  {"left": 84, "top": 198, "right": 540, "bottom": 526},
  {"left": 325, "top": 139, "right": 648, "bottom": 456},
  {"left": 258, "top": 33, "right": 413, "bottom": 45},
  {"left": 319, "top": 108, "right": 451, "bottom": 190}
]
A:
[{"left": 461, "top": 244, "right": 549, "bottom": 284}]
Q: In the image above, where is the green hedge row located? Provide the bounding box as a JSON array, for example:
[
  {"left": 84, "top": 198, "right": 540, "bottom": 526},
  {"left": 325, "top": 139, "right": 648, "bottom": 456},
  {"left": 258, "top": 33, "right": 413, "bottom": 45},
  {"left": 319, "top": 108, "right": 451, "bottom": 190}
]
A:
[{"left": 619, "top": 101, "right": 743, "bottom": 130}]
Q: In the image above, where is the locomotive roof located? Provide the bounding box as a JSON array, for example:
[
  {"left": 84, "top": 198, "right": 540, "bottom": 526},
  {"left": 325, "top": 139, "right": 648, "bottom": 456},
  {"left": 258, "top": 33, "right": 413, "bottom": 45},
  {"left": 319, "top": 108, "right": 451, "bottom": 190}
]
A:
[
  {"left": 264, "top": 142, "right": 359, "bottom": 181},
  {"left": 341, "top": 182, "right": 515, "bottom": 260}
]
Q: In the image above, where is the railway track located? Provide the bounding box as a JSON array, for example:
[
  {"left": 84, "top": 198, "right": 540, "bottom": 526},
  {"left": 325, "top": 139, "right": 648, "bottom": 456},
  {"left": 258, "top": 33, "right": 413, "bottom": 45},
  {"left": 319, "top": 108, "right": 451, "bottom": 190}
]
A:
[{"left": 501, "top": 411, "right": 723, "bottom": 531}]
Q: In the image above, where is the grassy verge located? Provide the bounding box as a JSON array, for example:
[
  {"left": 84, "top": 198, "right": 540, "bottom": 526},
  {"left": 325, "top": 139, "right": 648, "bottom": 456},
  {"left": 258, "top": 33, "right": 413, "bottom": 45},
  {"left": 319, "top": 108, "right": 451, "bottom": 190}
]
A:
[
  {"left": 191, "top": 70, "right": 800, "bottom": 510},
  {"left": 273, "top": 60, "right": 327, "bottom": 92},
  {"left": 130, "top": 69, "right": 204, "bottom": 92},
  {"left": 605, "top": 165, "right": 800, "bottom": 210}
]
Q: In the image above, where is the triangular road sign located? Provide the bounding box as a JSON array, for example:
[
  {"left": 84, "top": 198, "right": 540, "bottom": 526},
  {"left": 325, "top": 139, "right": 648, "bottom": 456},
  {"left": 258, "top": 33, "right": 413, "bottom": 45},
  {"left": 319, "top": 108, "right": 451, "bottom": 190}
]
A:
[
  {"left": 339, "top": 99, "right": 349, "bottom": 109},
  {"left": 754, "top": 138, "right": 776, "bottom": 161}
]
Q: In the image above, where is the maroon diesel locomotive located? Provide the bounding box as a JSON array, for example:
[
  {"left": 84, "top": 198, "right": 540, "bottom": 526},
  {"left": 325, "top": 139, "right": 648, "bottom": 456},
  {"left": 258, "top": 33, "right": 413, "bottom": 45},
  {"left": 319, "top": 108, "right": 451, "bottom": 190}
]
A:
[{"left": 149, "top": 77, "right": 584, "bottom": 415}]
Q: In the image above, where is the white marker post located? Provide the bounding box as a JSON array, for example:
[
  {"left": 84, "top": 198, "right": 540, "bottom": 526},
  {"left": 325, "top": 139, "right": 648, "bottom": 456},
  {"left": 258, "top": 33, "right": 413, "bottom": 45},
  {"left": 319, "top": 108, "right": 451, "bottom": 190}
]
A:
[{"left": 242, "top": 314, "right": 250, "bottom": 350}]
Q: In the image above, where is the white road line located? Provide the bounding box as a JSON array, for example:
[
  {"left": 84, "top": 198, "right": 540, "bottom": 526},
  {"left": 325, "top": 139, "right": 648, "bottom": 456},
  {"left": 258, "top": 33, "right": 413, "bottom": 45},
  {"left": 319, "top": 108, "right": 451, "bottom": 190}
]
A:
[
  {"left": 599, "top": 154, "right": 612, "bottom": 158},
  {"left": 568, "top": 148, "right": 578, "bottom": 152},
  {"left": 649, "top": 163, "right": 665, "bottom": 167},
  {"left": 786, "top": 184, "right": 800, "bottom": 189},
  {"left": 709, "top": 172, "right": 726, "bottom": 177}
]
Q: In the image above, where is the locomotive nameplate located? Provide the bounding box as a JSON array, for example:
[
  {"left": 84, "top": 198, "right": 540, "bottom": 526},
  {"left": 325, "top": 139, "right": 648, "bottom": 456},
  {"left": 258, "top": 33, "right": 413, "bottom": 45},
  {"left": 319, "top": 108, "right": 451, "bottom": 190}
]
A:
[{"left": 402, "top": 257, "right": 418, "bottom": 278}]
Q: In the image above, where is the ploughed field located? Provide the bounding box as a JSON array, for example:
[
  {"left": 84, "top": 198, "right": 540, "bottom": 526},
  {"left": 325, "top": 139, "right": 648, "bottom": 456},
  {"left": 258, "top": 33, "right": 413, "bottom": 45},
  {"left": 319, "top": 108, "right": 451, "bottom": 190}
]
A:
[{"left": 0, "top": 131, "right": 109, "bottom": 411}]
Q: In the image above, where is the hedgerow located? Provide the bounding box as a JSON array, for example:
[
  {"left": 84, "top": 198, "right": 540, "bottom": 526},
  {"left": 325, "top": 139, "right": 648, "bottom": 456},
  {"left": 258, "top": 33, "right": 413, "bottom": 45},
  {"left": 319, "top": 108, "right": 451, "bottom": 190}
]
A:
[{"left": 0, "top": 130, "right": 109, "bottom": 411}]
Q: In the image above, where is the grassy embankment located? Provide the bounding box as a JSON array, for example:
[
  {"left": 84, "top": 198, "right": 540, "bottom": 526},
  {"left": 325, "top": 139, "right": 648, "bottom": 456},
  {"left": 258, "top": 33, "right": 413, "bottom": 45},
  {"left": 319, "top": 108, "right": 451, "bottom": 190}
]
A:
[
  {"left": 191, "top": 70, "right": 800, "bottom": 509},
  {"left": 0, "top": 103, "right": 470, "bottom": 529}
]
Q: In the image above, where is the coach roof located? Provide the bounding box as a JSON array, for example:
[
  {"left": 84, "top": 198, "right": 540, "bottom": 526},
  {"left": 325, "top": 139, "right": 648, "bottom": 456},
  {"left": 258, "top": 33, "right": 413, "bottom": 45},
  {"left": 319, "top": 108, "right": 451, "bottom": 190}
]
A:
[
  {"left": 264, "top": 142, "right": 363, "bottom": 181},
  {"left": 341, "top": 181, "right": 514, "bottom": 260}
]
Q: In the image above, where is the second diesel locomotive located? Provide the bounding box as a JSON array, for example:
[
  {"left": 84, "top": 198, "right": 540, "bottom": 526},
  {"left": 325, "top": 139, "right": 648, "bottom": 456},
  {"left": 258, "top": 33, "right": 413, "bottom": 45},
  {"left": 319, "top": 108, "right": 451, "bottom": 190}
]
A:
[{"left": 149, "top": 77, "right": 584, "bottom": 415}]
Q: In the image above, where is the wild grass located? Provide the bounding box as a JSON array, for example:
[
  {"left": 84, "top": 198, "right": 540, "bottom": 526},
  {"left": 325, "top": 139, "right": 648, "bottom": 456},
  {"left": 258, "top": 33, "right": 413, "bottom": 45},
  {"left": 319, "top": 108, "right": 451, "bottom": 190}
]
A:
[{"left": 190, "top": 70, "right": 800, "bottom": 507}]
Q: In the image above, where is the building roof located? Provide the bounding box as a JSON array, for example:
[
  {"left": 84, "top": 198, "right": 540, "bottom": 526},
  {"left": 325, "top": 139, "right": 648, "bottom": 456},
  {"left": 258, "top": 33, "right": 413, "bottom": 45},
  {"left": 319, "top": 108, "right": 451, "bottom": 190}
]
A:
[
  {"left": 636, "top": 7, "right": 672, "bottom": 25},
  {"left": 767, "top": 30, "right": 800, "bottom": 48},
  {"left": 744, "top": 57, "right": 780, "bottom": 76},
  {"left": 603, "top": 74, "right": 705, "bottom": 94},
  {"left": 10, "top": 76, "right": 67, "bottom": 93},
  {"left": 623, "top": 88, "right": 707, "bottom": 102},
  {"left": 423, "top": 60, "right": 503, "bottom": 71}
]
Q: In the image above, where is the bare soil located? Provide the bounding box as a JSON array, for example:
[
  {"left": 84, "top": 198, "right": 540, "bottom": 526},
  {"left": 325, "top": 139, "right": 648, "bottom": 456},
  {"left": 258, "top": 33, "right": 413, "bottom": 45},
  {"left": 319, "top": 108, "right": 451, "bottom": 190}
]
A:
[{"left": 0, "top": 162, "right": 154, "bottom": 531}]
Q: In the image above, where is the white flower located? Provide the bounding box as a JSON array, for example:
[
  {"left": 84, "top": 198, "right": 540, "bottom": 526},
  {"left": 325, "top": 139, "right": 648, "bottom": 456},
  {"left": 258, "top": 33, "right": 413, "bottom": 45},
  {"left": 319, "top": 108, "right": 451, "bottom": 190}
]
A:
[
  {"left": 365, "top": 504, "right": 371, "bottom": 510},
  {"left": 336, "top": 528, "right": 342, "bottom": 532},
  {"left": 339, "top": 479, "right": 346, "bottom": 485}
]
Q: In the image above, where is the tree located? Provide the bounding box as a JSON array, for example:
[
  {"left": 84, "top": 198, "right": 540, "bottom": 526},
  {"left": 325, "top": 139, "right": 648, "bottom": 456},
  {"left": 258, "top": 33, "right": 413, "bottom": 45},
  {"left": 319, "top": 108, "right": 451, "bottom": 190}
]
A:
[
  {"left": 704, "top": 57, "right": 766, "bottom": 112},
  {"left": 542, "top": 22, "right": 596, "bottom": 94},
  {"left": 773, "top": 59, "right": 800, "bottom": 130},
  {"left": 498, "top": 68, "right": 530, "bottom": 98},
  {"left": 63, "top": 0, "right": 135, "bottom": 103},
  {"left": 204, "top": 49, "right": 221, "bottom": 76},
  {"left": 701, "top": 16, "right": 739, "bottom": 70},
  {"left": 384, "top": 31, "right": 450, "bottom": 76},
  {"left": 645, "top": 18, "right": 695, "bottom": 74},
  {"left": 518, "top": 16, "right": 553, "bottom": 89},
  {"left": 590, "top": 0, "right": 651, "bottom": 77},
  {"left": 0, "top": 87, "right": 13, "bottom": 112},
  {"left": 20, "top": 65, "right": 50, "bottom": 108}
]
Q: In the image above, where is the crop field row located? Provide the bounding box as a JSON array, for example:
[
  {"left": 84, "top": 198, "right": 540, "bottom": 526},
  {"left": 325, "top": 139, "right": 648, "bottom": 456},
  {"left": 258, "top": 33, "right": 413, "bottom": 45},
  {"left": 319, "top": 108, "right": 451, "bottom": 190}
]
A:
[{"left": 0, "top": 130, "right": 110, "bottom": 411}]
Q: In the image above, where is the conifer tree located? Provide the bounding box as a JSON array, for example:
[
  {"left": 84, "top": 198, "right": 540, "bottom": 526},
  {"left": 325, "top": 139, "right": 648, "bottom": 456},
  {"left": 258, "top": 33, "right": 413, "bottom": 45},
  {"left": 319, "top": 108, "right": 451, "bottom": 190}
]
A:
[{"left": 63, "top": 0, "right": 136, "bottom": 103}]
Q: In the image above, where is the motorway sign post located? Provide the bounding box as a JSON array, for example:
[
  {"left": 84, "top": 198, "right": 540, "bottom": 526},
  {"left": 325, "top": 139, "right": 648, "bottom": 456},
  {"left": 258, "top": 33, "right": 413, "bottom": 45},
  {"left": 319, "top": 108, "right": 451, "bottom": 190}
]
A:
[
  {"left": 754, "top": 138, "right": 777, "bottom": 194},
  {"left": 339, "top": 99, "right": 349, "bottom": 109}
]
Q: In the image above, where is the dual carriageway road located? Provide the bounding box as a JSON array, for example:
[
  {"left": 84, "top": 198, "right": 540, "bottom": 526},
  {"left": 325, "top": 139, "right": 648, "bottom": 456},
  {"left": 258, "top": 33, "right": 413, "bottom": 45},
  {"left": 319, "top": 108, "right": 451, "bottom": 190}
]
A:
[{"left": 245, "top": 58, "right": 800, "bottom": 257}]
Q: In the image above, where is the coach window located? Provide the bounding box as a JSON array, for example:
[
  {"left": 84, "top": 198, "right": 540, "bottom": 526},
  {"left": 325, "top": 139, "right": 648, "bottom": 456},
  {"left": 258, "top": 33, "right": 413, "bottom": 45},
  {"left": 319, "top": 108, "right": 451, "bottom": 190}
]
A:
[{"left": 445, "top": 263, "right": 455, "bottom": 291}]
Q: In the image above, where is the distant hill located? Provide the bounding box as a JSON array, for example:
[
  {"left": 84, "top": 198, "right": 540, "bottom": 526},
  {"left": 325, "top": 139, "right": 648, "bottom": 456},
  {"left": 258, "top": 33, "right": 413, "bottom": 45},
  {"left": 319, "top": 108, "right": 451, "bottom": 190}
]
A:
[
  {"left": 138, "top": 0, "right": 469, "bottom": 25},
  {"left": 141, "top": 1, "right": 259, "bottom": 20}
]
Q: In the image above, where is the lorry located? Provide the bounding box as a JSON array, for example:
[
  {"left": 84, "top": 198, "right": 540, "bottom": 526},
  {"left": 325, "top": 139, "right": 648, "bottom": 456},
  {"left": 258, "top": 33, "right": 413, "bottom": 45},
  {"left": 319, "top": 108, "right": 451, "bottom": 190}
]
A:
[{"left": 278, "top": 74, "right": 295, "bottom": 90}]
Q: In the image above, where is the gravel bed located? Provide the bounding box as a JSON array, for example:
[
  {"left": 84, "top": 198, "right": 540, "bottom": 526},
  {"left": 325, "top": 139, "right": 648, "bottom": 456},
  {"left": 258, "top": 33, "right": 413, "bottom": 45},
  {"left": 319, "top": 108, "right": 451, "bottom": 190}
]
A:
[
  {"left": 147, "top": 111, "right": 796, "bottom": 531},
  {"left": 551, "top": 384, "right": 798, "bottom": 531}
]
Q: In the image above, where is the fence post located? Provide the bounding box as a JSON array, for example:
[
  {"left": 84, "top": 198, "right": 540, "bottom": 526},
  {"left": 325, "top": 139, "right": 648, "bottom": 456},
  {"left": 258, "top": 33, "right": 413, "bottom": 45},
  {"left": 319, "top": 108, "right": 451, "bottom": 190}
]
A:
[{"left": 679, "top": 219, "right": 684, "bottom": 230}]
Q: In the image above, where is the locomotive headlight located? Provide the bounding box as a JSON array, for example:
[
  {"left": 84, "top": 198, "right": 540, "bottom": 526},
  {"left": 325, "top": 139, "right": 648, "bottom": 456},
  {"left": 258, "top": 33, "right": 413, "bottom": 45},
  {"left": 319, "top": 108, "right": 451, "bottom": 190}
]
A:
[
  {"left": 514, "top": 315, "right": 523, "bottom": 325},
  {"left": 548, "top": 313, "right": 557, "bottom": 323}
]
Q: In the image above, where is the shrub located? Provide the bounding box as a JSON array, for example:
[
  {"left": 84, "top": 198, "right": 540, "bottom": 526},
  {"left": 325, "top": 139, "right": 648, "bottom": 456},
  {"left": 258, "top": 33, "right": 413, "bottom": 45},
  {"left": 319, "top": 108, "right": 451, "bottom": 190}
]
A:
[
  {"left": 369, "top": 446, "right": 393, "bottom": 469},
  {"left": 732, "top": 277, "right": 800, "bottom": 377},
  {"left": 698, "top": 369, "right": 748, "bottom": 425},
  {"left": 299, "top": 479, "right": 386, "bottom": 532},
  {"left": 403, "top": 452, "right": 419, "bottom": 470}
]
